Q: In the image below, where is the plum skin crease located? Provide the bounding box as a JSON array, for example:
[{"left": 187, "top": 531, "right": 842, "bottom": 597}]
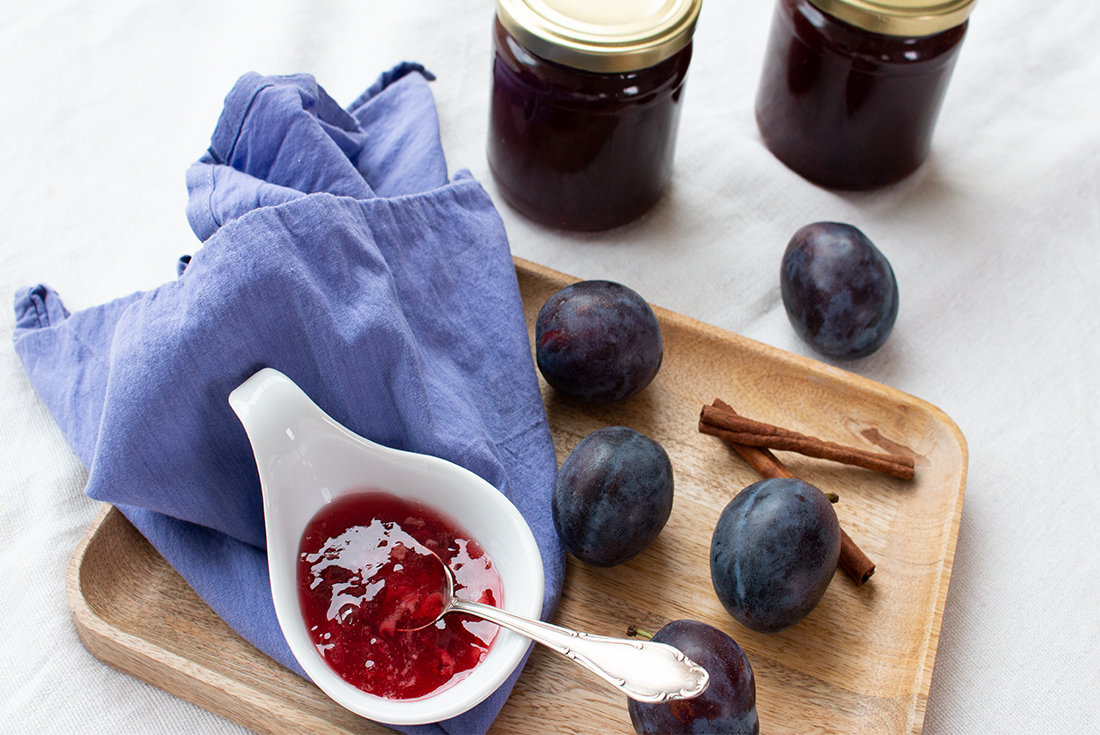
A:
[
  {"left": 780, "top": 222, "right": 899, "bottom": 359},
  {"left": 710, "top": 478, "right": 841, "bottom": 634},
  {"left": 628, "top": 620, "right": 759, "bottom": 735},
  {"left": 535, "top": 280, "right": 663, "bottom": 403},
  {"left": 552, "top": 426, "right": 673, "bottom": 568}
]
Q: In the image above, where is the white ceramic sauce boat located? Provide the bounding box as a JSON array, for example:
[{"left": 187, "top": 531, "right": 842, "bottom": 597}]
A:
[{"left": 228, "top": 367, "right": 545, "bottom": 726}]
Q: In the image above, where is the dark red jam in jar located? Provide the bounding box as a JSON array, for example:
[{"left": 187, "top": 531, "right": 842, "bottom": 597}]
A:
[
  {"left": 297, "top": 491, "right": 503, "bottom": 700},
  {"left": 755, "top": 0, "right": 977, "bottom": 190},
  {"left": 488, "top": 0, "right": 701, "bottom": 231}
]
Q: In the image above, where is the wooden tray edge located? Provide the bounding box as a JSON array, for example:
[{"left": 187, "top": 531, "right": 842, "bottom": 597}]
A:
[{"left": 65, "top": 504, "right": 359, "bottom": 735}]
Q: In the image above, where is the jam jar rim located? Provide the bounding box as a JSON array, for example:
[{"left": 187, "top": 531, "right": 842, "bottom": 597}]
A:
[
  {"left": 807, "top": 0, "right": 977, "bottom": 37},
  {"left": 495, "top": 0, "right": 701, "bottom": 74}
]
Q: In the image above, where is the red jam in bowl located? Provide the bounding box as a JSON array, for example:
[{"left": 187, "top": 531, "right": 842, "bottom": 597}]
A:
[{"left": 297, "top": 491, "right": 503, "bottom": 700}]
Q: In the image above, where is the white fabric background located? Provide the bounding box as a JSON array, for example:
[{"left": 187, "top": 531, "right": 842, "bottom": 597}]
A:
[{"left": 2, "top": 1, "right": 1097, "bottom": 733}]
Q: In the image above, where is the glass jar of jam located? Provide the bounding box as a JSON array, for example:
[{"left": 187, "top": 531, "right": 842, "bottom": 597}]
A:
[
  {"left": 755, "top": 0, "right": 977, "bottom": 190},
  {"left": 488, "top": 0, "right": 701, "bottom": 231}
]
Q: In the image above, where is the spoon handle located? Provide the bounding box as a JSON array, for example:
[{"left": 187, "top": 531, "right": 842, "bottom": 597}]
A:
[{"left": 448, "top": 599, "right": 709, "bottom": 702}]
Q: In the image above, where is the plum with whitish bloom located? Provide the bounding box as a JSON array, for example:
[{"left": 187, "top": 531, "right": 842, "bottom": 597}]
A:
[
  {"left": 552, "top": 426, "right": 673, "bottom": 567},
  {"left": 781, "top": 222, "right": 899, "bottom": 359},
  {"left": 710, "top": 478, "right": 841, "bottom": 634},
  {"left": 536, "top": 280, "right": 663, "bottom": 402}
]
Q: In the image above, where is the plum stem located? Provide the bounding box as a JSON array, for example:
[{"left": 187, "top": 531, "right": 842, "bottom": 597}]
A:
[{"left": 627, "top": 625, "right": 654, "bottom": 640}]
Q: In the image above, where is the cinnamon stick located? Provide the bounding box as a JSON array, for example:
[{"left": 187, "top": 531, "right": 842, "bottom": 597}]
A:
[
  {"left": 710, "top": 399, "right": 876, "bottom": 585},
  {"left": 699, "top": 403, "right": 914, "bottom": 481}
]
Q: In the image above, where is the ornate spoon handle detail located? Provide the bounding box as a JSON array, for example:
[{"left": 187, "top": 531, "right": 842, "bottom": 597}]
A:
[{"left": 447, "top": 597, "right": 709, "bottom": 703}]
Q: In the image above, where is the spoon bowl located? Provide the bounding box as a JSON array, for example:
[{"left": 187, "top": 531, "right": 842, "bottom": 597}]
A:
[{"left": 228, "top": 368, "right": 545, "bottom": 726}]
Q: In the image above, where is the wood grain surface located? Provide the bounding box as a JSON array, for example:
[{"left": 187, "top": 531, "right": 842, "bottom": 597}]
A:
[{"left": 66, "top": 257, "right": 967, "bottom": 735}]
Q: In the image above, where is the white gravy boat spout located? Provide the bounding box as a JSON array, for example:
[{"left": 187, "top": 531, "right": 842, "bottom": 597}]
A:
[{"left": 228, "top": 367, "right": 545, "bottom": 726}]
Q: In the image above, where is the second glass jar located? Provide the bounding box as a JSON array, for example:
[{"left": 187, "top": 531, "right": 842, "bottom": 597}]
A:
[
  {"left": 488, "top": 1, "right": 701, "bottom": 232},
  {"left": 755, "top": 0, "right": 976, "bottom": 190}
]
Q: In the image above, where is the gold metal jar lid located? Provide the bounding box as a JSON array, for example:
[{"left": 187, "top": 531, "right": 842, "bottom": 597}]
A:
[
  {"left": 807, "top": 0, "right": 978, "bottom": 37},
  {"left": 496, "top": 0, "right": 702, "bottom": 73}
]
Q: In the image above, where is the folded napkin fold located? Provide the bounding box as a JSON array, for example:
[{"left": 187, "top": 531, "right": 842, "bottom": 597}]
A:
[{"left": 13, "top": 64, "right": 564, "bottom": 735}]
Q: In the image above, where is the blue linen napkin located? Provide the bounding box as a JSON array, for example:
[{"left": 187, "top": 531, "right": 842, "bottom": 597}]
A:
[{"left": 13, "top": 64, "right": 564, "bottom": 735}]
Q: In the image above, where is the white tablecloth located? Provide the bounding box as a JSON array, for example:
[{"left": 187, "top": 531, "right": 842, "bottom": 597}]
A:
[{"left": 2, "top": 1, "right": 1097, "bottom": 733}]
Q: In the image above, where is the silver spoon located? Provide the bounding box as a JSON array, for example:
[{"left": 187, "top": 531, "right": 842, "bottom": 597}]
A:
[{"left": 400, "top": 554, "right": 710, "bottom": 704}]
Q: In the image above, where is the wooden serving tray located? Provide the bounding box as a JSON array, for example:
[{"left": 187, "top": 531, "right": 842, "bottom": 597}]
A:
[{"left": 67, "top": 257, "right": 966, "bottom": 735}]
